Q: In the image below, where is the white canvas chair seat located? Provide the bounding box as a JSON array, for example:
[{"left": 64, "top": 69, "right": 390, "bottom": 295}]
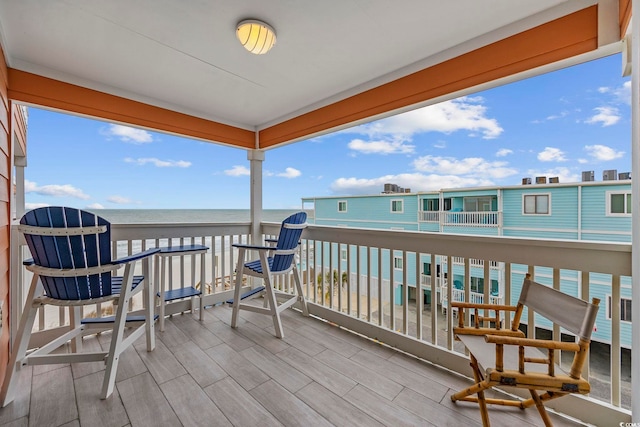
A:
[
  {"left": 0, "top": 207, "right": 159, "bottom": 407},
  {"left": 229, "top": 212, "right": 309, "bottom": 338},
  {"left": 458, "top": 334, "right": 570, "bottom": 376},
  {"left": 451, "top": 274, "right": 599, "bottom": 427}
]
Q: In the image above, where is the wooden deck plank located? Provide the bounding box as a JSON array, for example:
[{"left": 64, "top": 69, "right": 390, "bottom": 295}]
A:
[
  {"left": 345, "top": 384, "right": 436, "bottom": 426},
  {"left": 394, "top": 386, "right": 482, "bottom": 427},
  {"left": 249, "top": 380, "right": 333, "bottom": 427},
  {"left": 155, "top": 318, "right": 191, "bottom": 349},
  {"left": 203, "top": 377, "right": 283, "bottom": 427},
  {"left": 69, "top": 335, "right": 106, "bottom": 380},
  {"left": 203, "top": 320, "right": 254, "bottom": 352},
  {"left": 296, "top": 325, "right": 360, "bottom": 358},
  {"left": 159, "top": 374, "right": 232, "bottom": 427},
  {"left": 133, "top": 339, "right": 187, "bottom": 385},
  {"left": 0, "top": 416, "right": 28, "bottom": 427},
  {"left": 117, "top": 372, "right": 181, "bottom": 427},
  {"left": 0, "top": 366, "right": 32, "bottom": 425},
  {"left": 279, "top": 328, "right": 326, "bottom": 356},
  {"left": 295, "top": 381, "right": 386, "bottom": 427},
  {"left": 205, "top": 343, "right": 270, "bottom": 391},
  {"left": 351, "top": 348, "right": 453, "bottom": 402},
  {"left": 276, "top": 347, "right": 356, "bottom": 397},
  {"left": 314, "top": 349, "right": 404, "bottom": 401},
  {"left": 171, "top": 341, "right": 228, "bottom": 388},
  {"left": 240, "top": 345, "right": 312, "bottom": 393},
  {"left": 234, "top": 322, "right": 291, "bottom": 354},
  {"left": 74, "top": 371, "right": 129, "bottom": 427},
  {"left": 29, "top": 366, "right": 77, "bottom": 427},
  {"left": 170, "top": 314, "right": 223, "bottom": 350}
]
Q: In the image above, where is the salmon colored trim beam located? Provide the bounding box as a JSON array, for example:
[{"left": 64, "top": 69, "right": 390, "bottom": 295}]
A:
[
  {"left": 260, "top": 6, "right": 599, "bottom": 149},
  {"left": 619, "top": 0, "right": 631, "bottom": 36},
  {"left": 7, "top": 70, "right": 255, "bottom": 149}
]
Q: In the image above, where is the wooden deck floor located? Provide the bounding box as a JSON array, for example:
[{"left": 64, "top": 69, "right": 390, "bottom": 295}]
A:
[{"left": 0, "top": 303, "right": 587, "bottom": 427}]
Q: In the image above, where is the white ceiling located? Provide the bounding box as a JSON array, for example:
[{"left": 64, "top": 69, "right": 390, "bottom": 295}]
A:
[{"left": 0, "top": 0, "right": 598, "bottom": 131}]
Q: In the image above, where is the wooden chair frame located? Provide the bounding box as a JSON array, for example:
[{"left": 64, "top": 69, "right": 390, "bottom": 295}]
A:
[{"left": 451, "top": 274, "right": 599, "bottom": 427}]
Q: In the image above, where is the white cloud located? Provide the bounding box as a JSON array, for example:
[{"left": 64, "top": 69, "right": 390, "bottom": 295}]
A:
[
  {"left": 104, "top": 124, "right": 153, "bottom": 144},
  {"left": 348, "top": 139, "right": 414, "bottom": 155},
  {"left": 537, "top": 147, "right": 567, "bottom": 162},
  {"left": 276, "top": 167, "right": 302, "bottom": 178},
  {"left": 578, "top": 158, "right": 589, "bottom": 164},
  {"left": 433, "top": 141, "right": 447, "bottom": 149},
  {"left": 124, "top": 157, "right": 191, "bottom": 167},
  {"left": 412, "top": 155, "right": 517, "bottom": 179},
  {"left": 598, "top": 81, "right": 631, "bottom": 105},
  {"left": 224, "top": 165, "right": 250, "bottom": 176},
  {"left": 584, "top": 144, "right": 625, "bottom": 161},
  {"left": 25, "top": 179, "right": 90, "bottom": 199},
  {"left": 345, "top": 96, "right": 503, "bottom": 140},
  {"left": 108, "top": 195, "right": 132, "bottom": 204},
  {"left": 496, "top": 148, "right": 513, "bottom": 157},
  {"left": 525, "top": 167, "right": 579, "bottom": 184},
  {"left": 585, "top": 106, "right": 621, "bottom": 127},
  {"left": 330, "top": 173, "right": 495, "bottom": 195},
  {"left": 86, "top": 203, "right": 105, "bottom": 209}
]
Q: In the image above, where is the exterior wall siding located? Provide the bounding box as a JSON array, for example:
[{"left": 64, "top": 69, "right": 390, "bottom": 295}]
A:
[{"left": 0, "top": 44, "right": 11, "bottom": 387}]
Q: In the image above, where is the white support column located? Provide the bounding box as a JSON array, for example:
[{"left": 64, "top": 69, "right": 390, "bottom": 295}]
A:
[
  {"left": 10, "top": 155, "right": 26, "bottom": 343},
  {"left": 631, "top": 0, "right": 640, "bottom": 421},
  {"left": 248, "top": 149, "right": 264, "bottom": 245}
]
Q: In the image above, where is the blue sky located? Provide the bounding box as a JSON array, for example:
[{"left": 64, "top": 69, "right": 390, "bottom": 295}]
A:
[{"left": 24, "top": 53, "right": 631, "bottom": 210}]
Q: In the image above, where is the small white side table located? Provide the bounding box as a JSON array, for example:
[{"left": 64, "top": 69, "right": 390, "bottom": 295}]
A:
[{"left": 155, "top": 244, "right": 208, "bottom": 331}]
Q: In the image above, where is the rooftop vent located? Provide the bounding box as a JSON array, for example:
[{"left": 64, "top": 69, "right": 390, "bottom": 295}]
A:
[
  {"left": 603, "top": 169, "right": 618, "bottom": 181},
  {"left": 549, "top": 177, "right": 559, "bottom": 184},
  {"left": 581, "top": 171, "right": 594, "bottom": 182},
  {"left": 522, "top": 177, "right": 531, "bottom": 185},
  {"left": 535, "top": 176, "right": 547, "bottom": 184},
  {"left": 619, "top": 172, "right": 631, "bottom": 180}
]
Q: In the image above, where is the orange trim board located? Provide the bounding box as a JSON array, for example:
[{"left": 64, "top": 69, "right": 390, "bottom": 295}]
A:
[
  {"left": 7, "top": 70, "right": 255, "bottom": 149},
  {"left": 259, "top": 6, "right": 599, "bottom": 148}
]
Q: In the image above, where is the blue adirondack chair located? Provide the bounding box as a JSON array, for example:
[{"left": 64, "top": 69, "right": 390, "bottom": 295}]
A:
[
  {"left": 0, "top": 207, "right": 159, "bottom": 406},
  {"left": 229, "top": 212, "right": 309, "bottom": 338}
]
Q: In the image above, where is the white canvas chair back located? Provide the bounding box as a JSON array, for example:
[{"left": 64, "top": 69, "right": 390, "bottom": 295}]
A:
[{"left": 519, "top": 277, "right": 599, "bottom": 342}]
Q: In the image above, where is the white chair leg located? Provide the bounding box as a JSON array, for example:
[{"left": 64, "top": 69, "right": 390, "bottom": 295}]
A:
[
  {"left": 230, "top": 248, "right": 246, "bottom": 328},
  {"left": 159, "top": 256, "right": 167, "bottom": 332},
  {"left": 293, "top": 265, "right": 309, "bottom": 317},
  {"left": 259, "top": 252, "right": 283, "bottom": 338},
  {"left": 0, "top": 275, "right": 41, "bottom": 407},
  {"left": 143, "top": 258, "right": 155, "bottom": 352},
  {"left": 101, "top": 264, "right": 134, "bottom": 399},
  {"left": 70, "top": 306, "right": 83, "bottom": 352}
]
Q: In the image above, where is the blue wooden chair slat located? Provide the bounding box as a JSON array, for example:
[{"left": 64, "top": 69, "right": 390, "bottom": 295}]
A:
[
  {"left": 230, "top": 212, "right": 309, "bottom": 338},
  {"left": 0, "top": 206, "right": 160, "bottom": 407}
]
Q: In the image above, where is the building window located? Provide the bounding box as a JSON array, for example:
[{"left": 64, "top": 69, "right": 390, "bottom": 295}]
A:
[
  {"left": 607, "top": 191, "right": 631, "bottom": 216},
  {"left": 423, "top": 199, "right": 438, "bottom": 211},
  {"left": 394, "top": 256, "right": 403, "bottom": 270},
  {"left": 338, "top": 201, "right": 347, "bottom": 212},
  {"left": 391, "top": 199, "right": 403, "bottom": 213},
  {"left": 607, "top": 296, "right": 632, "bottom": 322},
  {"left": 523, "top": 194, "right": 550, "bottom": 215}
]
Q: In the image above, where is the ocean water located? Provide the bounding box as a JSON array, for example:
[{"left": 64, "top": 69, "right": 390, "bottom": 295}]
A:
[{"left": 89, "top": 209, "right": 311, "bottom": 224}]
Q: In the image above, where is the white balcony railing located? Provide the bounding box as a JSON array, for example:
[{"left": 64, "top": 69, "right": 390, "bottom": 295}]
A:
[
  {"left": 418, "top": 211, "right": 440, "bottom": 222},
  {"left": 442, "top": 211, "right": 499, "bottom": 227},
  {"left": 11, "top": 221, "right": 632, "bottom": 426}
]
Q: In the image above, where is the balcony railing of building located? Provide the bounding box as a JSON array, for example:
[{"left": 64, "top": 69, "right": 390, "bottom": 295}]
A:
[
  {"left": 10, "top": 221, "right": 632, "bottom": 426},
  {"left": 419, "top": 210, "right": 500, "bottom": 228}
]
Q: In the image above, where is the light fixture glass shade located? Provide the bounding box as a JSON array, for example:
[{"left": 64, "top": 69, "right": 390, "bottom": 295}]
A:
[{"left": 236, "top": 20, "right": 276, "bottom": 55}]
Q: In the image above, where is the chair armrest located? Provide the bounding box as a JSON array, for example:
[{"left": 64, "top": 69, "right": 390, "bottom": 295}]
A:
[
  {"left": 113, "top": 248, "right": 161, "bottom": 265},
  {"left": 23, "top": 258, "right": 34, "bottom": 266},
  {"left": 232, "top": 243, "right": 274, "bottom": 251},
  {"left": 451, "top": 302, "right": 517, "bottom": 311},
  {"left": 485, "top": 335, "right": 581, "bottom": 352}
]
